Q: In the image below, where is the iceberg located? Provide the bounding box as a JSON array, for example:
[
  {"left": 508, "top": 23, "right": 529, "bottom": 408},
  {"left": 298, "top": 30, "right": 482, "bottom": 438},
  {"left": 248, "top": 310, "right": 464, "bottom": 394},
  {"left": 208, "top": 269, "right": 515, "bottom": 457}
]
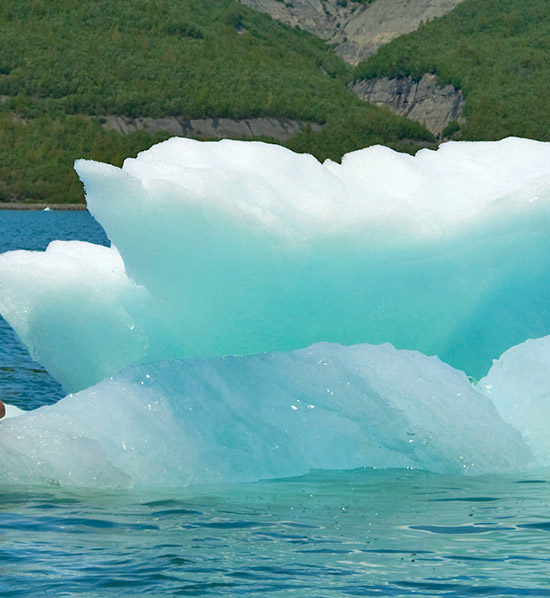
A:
[
  {"left": 2, "top": 137, "right": 550, "bottom": 392},
  {"left": 0, "top": 343, "right": 532, "bottom": 488},
  {"left": 479, "top": 335, "right": 550, "bottom": 465},
  {"left": 1, "top": 136, "right": 550, "bottom": 488}
]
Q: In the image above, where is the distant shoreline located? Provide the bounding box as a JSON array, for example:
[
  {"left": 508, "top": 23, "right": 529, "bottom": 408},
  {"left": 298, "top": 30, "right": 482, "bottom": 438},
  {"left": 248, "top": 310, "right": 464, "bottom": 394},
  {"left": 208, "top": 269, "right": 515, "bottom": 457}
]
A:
[{"left": 0, "top": 203, "right": 87, "bottom": 211}]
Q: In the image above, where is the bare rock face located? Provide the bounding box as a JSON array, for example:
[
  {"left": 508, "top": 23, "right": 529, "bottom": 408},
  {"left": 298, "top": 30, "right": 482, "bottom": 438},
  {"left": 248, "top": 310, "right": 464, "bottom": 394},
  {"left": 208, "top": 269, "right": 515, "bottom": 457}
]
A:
[
  {"left": 239, "top": 0, "right": 465, "bottom": 65},
  {"left": 351, "top": 74, "right": 465, "bottom": 136},
  {"left": 240, "top": 0, "right": 351, "bottom": 40},
  {"left": 103, "top": 116, "right": 322, "bottom": 142},
  {"left": 335, "top": 0, "right": 466, "bottom": 64}
]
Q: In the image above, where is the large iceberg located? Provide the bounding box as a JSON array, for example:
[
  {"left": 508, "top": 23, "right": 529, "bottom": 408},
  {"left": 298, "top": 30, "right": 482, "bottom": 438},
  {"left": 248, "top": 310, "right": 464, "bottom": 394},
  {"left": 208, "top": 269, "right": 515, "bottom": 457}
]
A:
[{"left": 1, "top": 137, "right": 550, "bottom": 487}]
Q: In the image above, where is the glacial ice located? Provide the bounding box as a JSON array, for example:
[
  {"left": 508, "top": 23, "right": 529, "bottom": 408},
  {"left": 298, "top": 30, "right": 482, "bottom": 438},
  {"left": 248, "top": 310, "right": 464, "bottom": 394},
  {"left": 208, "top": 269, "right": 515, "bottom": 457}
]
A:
[
  {"left": 1, "top": 137, "right": 550, "bottom": 487},
  {"left": 0, "top": 343, "right": 532, "bottom": 488},
  {"left": 0, "top": 241, "right": 155, "bottom": 391},
  {"left": 479, "top": 335, "right": 550, "bottom": 465},
  {"left": 2, "top": 137, "right": 550, "bottom": 392},
  {"left": 3, "top": 404, "right": 24, "bottom": 419}
]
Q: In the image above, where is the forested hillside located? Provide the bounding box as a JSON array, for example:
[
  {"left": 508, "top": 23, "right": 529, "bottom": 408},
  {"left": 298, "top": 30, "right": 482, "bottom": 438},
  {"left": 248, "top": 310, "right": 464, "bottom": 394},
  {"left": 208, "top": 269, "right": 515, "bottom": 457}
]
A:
[
  {"left": 0, "top": 0, "right": 432, "bottom": 204},
  {"left": 4, "top": 0, "right": 548, "bottom": 205},
  {"left": 354, "top": 0, "right": 550, "bottom": 141}
]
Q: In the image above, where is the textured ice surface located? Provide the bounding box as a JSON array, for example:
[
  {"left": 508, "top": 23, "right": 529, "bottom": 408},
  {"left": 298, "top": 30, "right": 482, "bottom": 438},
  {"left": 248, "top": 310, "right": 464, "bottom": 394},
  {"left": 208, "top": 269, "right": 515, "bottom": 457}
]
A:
[
  {"left": 0, "top": 241, "right": 157, "bottom": 391},
  {"left": 3, "top": 137, "right": 550, "bottom": 391},
  {"left": 480, "top": 335, "right": 550, "bottom": 465},
  {"left": 0, "top": 343, "right": 531, "bottom": 488}
]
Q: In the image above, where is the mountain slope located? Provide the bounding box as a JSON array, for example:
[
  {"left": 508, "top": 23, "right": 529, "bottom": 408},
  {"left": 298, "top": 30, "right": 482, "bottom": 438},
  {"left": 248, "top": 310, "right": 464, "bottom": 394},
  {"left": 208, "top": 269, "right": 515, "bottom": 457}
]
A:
[
  {"left": 0, "top": 0, "right": 433, "bottom": 204},
  {"left": 239, "top": 0, "right": 465, "bottom": 64},
  {"left": 354, "top": 0, "right": 550, "bottom": 141}
]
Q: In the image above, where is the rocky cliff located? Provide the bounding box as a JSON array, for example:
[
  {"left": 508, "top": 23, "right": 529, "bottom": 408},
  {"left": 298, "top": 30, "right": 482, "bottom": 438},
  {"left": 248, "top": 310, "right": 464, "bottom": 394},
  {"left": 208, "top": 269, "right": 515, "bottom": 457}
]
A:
[
  {"left": 351, "top": 74, "right": 464, "bottom": 136},
  {"left": 102, "top": 116, "right": 322, "bottom": 142},
  {"left": 240, "top": 0, "right": 466, "bottom": 135},
  {"left": 239, "top": 0, "right": 465, "bottom": 65}
]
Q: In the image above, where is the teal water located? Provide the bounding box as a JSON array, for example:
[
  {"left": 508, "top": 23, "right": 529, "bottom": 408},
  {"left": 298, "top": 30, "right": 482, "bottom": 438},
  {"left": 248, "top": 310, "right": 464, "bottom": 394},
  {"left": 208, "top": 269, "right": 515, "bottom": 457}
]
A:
[
  {"left": 3, "top": 470, "right": 550, "bottom": 596},
  {"left": 2, "top": 212, "right": 550, "bottom": 596}
]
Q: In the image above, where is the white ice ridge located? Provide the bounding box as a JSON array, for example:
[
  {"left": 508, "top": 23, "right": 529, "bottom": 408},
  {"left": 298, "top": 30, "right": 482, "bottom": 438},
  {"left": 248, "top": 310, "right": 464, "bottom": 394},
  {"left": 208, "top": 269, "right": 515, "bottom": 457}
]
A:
[
  {"left": 3, "top": 137, "right": 550, "bottom": 392},
  {"left": 78, "top": 136, "right": 550, "bottom": 236},
  {"left": 0, "top": 343, "right": 532, "bottom": 489}
]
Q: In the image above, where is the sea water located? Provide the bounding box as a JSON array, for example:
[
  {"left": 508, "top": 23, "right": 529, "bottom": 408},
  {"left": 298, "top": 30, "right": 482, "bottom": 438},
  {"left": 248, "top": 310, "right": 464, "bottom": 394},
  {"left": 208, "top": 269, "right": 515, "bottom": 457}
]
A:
[
  {"left": 3, "top": 468, "right": 550, "bottom": 595},
  {"left": 2, "top": 212, "right": 550, "bottom": 596}
]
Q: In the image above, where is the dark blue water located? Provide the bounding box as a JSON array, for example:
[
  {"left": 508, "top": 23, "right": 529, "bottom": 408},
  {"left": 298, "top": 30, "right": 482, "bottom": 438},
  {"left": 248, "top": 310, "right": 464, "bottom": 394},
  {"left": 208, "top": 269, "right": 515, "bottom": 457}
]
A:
[{"left": 2, "top": 211, "right": 550, "bottom": 596}]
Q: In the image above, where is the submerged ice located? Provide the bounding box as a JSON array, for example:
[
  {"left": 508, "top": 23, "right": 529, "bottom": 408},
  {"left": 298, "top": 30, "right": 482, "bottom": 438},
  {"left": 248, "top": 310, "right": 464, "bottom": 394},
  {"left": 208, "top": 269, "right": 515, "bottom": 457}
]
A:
[{"left": 1, "top": 136, "right": 550, "bottom": 487}]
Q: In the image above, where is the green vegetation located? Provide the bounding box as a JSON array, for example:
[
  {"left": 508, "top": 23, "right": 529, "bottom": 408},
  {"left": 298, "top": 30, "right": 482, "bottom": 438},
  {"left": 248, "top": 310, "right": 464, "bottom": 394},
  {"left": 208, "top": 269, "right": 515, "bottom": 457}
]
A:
[
  {"left": 5, "top": 0, "right": 550, "bottom": 204},
  {"left": 441, "top": 119, "right": 461, "bottom": 140},
  {"left": 354, "top": 0, "right": 550, "bottom": 141},
  {"left": 288, "top": 106, "right": 431, "bottom": 159},
  {"left": 0, "top": 0, "right": 432, "bottom": 204}
]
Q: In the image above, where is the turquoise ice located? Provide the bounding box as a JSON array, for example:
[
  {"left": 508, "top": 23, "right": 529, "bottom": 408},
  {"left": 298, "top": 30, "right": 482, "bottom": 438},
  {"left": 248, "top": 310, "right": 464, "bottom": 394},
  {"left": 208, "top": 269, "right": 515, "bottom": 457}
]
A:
[
  {"left": 1, "top": 137, "right": 550, "bottom": 487},
  {"left": 0, "top": 343, "right": 532, "bottom": 488},
  {"left": 2, "top": 137, "right": 550, "bottom": 391}
]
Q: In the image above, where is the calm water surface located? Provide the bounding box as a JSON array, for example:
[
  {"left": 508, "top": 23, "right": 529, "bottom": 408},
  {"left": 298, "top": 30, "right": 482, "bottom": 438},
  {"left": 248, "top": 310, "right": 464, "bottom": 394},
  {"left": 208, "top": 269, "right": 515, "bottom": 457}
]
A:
[
  {"left": 3, "top": 471, "right": 550, "bottom": 596},
  {"left": 1, "top": 211, "right": 550, "bottom": 596}
]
